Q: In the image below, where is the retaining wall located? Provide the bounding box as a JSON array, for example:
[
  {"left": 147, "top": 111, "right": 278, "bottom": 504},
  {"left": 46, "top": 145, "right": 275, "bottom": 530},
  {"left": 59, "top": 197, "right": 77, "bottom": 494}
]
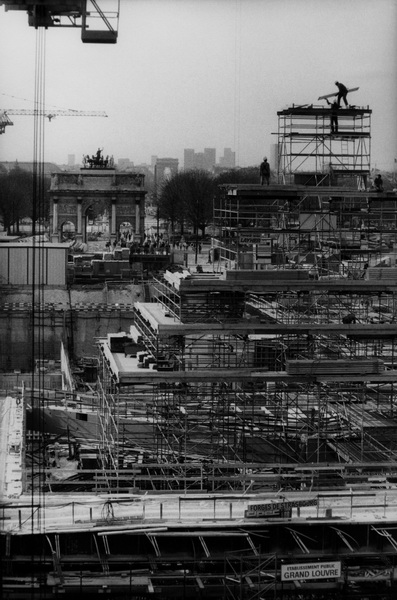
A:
[{"left": 0, "top": 285, "right": 142, "bottom": 371}]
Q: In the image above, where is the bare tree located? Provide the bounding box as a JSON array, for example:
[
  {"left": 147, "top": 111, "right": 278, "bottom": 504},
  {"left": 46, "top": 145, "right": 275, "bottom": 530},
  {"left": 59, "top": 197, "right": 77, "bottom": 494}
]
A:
[
  {"left": 0, "top": 166, "right": 51, "bottom": 235},
  {"left": 158, "top": 172, "right": 188, "bottom": 239},
  {"left": 183, "top": 170, "right": 214, "bottom": 238},
  {"left": 158, "top": 170, "right": 214, "bottom": 240}
]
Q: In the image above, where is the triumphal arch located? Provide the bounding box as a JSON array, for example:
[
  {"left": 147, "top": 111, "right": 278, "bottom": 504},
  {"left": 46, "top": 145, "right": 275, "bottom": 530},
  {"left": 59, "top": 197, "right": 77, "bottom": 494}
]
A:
[{"left": 49, "top": 150, "right": 147, "bottom": 244}]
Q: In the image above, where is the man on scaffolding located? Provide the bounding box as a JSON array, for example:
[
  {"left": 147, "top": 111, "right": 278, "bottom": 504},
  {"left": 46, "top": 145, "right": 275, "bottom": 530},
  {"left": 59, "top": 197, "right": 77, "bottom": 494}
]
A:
[{"left": 325, "top": 98, "right": 339, "bottom": 133}]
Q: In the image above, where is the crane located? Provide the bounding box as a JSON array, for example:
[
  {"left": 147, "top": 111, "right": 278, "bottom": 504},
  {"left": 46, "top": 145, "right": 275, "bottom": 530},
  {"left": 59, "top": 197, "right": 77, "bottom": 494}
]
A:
[
  {"left": 0, "top": 108, "right": 108, "bottom": 134},
  {"left": 0, "top": 0, "right": 120, "bottom": 43}
]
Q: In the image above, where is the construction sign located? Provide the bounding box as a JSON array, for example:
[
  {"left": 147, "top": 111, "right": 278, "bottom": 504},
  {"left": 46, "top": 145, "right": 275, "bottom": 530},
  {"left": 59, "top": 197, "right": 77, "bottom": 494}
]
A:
[
  {"left": 281, "top": 561, "right": 341, "bottom": 581},
  {"left": 245, "top": 497, "right": 317, "bottom": 518}
]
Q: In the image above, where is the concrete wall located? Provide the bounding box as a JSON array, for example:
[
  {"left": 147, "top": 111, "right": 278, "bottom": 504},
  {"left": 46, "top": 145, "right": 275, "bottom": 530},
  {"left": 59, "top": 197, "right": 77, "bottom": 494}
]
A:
[
  {"left": 0, "top": 284, "right": 142, "bottom": 372},
  {"left": 0, "top": 283, "right": 142, "bottom": 306}
]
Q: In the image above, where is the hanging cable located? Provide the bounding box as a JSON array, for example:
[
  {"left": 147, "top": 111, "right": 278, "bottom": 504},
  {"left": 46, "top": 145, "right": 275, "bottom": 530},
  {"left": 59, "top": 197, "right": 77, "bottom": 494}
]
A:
[
  {"left": 233, "top": 0, "right": 242, "bottom": 167},
  {"left": 30, "top": 25, "right": 47, "bottom": 546}
]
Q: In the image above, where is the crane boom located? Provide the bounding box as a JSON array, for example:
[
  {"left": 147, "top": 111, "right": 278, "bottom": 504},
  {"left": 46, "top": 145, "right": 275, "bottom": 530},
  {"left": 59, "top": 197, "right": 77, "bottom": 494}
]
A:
[
  {"left": 0, "top": 108, "right": 107, "bottom": 133},
  {"left": 2, "top": 109, "right": 108, "bottom": 118}
]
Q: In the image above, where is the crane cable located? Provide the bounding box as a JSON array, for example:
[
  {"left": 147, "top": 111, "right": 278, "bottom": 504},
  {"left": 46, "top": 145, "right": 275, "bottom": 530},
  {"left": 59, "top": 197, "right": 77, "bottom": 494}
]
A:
[
  {"left": 233, "top": 0, "right": 242, "bottom": 167},
  {"left": 30, "top": 25, "right": 47, "bottom": 543}
]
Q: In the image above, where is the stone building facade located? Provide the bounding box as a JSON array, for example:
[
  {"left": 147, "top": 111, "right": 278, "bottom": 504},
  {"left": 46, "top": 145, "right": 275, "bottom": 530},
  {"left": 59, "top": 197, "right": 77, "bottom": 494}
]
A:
[{"left": 49, "top": 167, "right": 146, "bottom": 244}]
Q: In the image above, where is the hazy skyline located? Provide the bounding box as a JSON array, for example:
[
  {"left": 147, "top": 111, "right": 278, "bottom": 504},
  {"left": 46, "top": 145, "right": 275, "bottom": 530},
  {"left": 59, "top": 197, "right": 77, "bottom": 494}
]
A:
[{"left": 1, "top": 0, "right": 396, "bottom": 170}]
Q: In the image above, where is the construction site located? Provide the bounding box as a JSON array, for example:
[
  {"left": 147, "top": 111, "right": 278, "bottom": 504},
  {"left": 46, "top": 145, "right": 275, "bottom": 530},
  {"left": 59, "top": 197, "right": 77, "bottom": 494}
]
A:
[
  {"left": 1, "top": 93, "right": 397, "bottom": 598},
  {"left": 2, "top": 1, "right": 397, "bottom": 599}
]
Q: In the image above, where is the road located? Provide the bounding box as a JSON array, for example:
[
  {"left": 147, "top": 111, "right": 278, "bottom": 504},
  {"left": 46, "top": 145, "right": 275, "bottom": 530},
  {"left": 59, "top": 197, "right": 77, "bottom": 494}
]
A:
[{"left": 3, "top": 488, "right": 397, "bottom": 535}]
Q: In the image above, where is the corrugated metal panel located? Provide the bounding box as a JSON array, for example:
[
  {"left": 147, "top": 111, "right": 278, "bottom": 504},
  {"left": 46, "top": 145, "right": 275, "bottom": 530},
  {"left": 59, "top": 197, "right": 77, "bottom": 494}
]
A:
[
  {"left": 47, "top": 248, "right": 66, "bottom": 285},
  {"left": 27, "top": 246, "right": 48, "bottom": 285},
  {"left": 0, "top": 247, "right": 9, "bottom": 283},
  {"left": 10, "top": 247, "right": 28, "bottom": 285},
  {"left": 0, "top": 245, "right": 67, "bottom": 285}
]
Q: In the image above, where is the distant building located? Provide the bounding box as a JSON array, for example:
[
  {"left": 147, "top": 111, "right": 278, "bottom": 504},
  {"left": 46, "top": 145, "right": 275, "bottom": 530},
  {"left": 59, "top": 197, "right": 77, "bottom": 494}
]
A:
[
  {"left": 67, "top": 154, "right": 75, "bottom": 167},
  {"left": 219, "top": 148, "right": 236, "bottom": 169},
  {"left": 154, "top": 158, "right": 179, "bottom": 182},
  {"left": 195, "top": 152, "right": 205, "bottom": 170},
  {"left": 183, "top": 147, "right": 222, "bottom": 172},
  {"left": 184, "top": 149, "right": 195, "bottom": 170},
  {"left": 0, "top": 161, "right": 62, "bottom": 175},
  {"left": 118, "top": 158, "right": 134, "bottom": 171},
  {"left": 204, "top": 148, "right": 216, "bottom": 171}
]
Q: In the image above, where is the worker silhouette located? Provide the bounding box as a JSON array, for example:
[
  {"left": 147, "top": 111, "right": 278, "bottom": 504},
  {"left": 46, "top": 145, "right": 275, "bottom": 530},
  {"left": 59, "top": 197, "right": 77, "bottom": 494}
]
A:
[
  {"left": 260, "top": 157, "right": 270, "bottom": 185},
  {"left": 335, "top": 81, "right": 349, "bottom": 107},
  {"left": 326, "top": 98, "right": 339, "bottom": 133},
  {"left": 374, "top": 174, "right": 384, "bottom": 192}
]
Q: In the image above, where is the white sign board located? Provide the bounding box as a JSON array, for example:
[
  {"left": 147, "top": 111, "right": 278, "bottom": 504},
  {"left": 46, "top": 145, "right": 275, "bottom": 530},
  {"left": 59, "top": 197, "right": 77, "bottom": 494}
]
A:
[
  {"left": 245, "top": 497, "right": 317, "bottom": 518},
  {"left": 281, "top": 561, "right": 341, "bottom": 582}
]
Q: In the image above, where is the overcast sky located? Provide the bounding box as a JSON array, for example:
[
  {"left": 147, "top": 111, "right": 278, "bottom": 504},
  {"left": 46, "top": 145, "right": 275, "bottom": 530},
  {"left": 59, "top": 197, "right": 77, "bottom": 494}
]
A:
[{"left": 0, "top": 0, "right": 396, "bottom": 170}]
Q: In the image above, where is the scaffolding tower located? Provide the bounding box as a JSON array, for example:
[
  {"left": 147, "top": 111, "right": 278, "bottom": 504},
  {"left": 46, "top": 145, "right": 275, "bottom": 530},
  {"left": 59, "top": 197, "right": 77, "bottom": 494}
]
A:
[{"left": 277, "top": 105, "right": 371, "bottom": 188}]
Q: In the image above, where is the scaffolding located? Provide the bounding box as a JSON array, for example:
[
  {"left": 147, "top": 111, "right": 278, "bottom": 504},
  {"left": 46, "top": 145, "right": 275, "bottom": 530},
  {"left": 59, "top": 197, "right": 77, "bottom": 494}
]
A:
[
  {"left": 84, "top": 91, "right": 397, "bottom": 495},
  {"left": 213, "top": 184, "right": 397, "bottom": 272},
  {"left": 277, "top": 105, "right": 371, "bottom": 187},
  {"left": 96, "top": 286, "right": 397, "bottom": 493}
]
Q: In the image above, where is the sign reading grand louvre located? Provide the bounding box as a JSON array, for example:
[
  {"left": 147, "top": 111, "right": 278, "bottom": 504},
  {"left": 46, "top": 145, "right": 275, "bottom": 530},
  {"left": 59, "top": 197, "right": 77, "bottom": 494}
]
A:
[{"left": 281, "top": 561, "right": 341, "bottom": 581}]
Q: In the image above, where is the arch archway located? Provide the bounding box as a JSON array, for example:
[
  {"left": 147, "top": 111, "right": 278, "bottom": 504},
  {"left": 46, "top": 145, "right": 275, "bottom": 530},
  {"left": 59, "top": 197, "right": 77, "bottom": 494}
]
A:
[
  {"left": 84, "top": 201, "right": 110, "bottom": 243},
  {"left": 119, "top": 221, "right": 133, "bottom": 244},
  {"left": 60, "top": 220, "right": 76, "bottom": 242},
  {"left": 154, "top": 158, "right": 179, "bottom": 183},
  {"left": 50, "top": 169, "right": 146, "bottom": 245}
]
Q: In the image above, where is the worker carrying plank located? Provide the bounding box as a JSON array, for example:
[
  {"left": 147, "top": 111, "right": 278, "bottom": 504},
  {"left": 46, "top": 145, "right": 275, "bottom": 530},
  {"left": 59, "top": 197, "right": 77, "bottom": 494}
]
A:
[
  {"left": 318, "top": 82, "right": 359, "bottom": 107},
  {"left": 334, "top": 81, "right": 349, "bottom": 107}
]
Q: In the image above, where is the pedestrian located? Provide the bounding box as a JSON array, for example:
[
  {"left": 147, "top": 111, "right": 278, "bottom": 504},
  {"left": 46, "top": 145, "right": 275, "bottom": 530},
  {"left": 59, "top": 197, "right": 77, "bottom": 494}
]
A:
[
  {"left": 129, "top": 244, "right": 134, "bottom": 267},
  {"left": 374, "top": 174, "right": 383, "bottom": 192},
  {"left": 326, "top": 98, "right": 339, "bottom": 133},
  {"left": 259, "top": 157, "right": 270, "bottom": 185},
  {"left": 335, "top": 81, "right": 349, "bottom": 107}
]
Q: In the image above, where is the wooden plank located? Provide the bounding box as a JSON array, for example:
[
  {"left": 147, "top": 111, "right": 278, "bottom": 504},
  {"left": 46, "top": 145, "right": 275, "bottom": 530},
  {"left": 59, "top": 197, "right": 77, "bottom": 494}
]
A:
[
  {"left": 114, "top": 368, "right": 397, "bottom": 385},
  {"left": 154, "top": 536, "right": 249, "bottom": 538},
  {"left": 318, "top": 87, "right": 359, "bottom": 100},
  {"left": 158, "top": 322, "right": 397, "bottom": 337},
  {"left": 176, "top": 279, "right": 397, "bottom": 292},
  {"left": 196, "top": 577, "right": 205, "bottom": 590}
]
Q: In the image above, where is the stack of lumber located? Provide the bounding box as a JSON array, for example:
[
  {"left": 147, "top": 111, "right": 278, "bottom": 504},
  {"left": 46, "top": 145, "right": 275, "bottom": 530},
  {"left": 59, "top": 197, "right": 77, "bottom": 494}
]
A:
[
  {"left": 225, "top": 269, "right": 310, "bottom": 281},
  {"left": 286, "top": 358, "right": 384, "bottom": 376},
  {"left": 367, "top": 268, "right": 397, "bottom": 280}
]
